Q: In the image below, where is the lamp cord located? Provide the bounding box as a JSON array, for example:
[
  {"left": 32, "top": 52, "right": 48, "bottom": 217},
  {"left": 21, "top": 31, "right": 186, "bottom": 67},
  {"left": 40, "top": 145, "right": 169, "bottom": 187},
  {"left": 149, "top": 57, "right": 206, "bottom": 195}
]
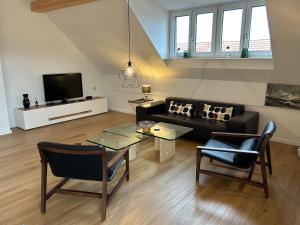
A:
[{"left": 128, "top": 0, "right": 131, "bottom": 63}]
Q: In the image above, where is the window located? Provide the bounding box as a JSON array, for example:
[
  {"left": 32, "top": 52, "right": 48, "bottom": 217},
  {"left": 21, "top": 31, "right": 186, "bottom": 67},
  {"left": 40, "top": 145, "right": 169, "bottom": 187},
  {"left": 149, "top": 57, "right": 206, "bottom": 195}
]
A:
[
  {"left": 221, "top": 9, "right": 243, "bottom": 52},
  {"left": 196, "top": 13, "right": 214, "bottom": 53},
  {"left": 170, "top": 0, "right": 272, "bottom": 58},
  {"left": 175, "top": 16, "right": 190, "bottom": 54},
  {"left": 247, "top": 5, "right": 272, "bottom": 57}
]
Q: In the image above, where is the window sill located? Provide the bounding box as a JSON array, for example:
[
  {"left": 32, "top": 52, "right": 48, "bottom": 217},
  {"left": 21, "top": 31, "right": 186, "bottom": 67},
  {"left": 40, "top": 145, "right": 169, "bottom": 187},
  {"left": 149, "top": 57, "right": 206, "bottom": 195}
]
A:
[{"left": 164, "top": 58, "right": 274, "bottom": 70}]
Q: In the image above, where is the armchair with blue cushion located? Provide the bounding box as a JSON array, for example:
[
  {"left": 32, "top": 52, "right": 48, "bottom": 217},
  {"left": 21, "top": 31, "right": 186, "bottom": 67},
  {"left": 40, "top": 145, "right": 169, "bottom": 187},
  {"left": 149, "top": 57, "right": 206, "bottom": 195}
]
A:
[
  {"left": 37, "top": 142, "right": 129, "bottom": 222},
  {"left": 196, "top": 121, "right": 276, "bottom": 198}
]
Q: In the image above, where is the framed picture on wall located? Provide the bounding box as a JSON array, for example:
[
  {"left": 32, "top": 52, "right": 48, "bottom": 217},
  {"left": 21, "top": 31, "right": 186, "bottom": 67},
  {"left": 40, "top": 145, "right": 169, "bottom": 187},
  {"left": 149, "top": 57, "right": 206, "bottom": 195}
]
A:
[{"left": 265, "top": 83, "right": 300, "bottom": 110}]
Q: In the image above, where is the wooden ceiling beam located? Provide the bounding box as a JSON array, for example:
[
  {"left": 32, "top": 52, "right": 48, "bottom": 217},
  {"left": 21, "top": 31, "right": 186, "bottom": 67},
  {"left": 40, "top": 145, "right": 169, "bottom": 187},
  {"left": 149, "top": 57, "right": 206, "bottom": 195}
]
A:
[{"left": 31, "top": 0, "right": 99, "bottom": 13}]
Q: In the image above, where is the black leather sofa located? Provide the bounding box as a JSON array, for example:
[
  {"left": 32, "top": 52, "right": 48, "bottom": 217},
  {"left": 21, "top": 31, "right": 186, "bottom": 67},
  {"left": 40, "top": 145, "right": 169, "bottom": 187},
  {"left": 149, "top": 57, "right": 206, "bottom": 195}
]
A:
[{"left": 136, "top": 97, "right": 259, "bottom": 142}]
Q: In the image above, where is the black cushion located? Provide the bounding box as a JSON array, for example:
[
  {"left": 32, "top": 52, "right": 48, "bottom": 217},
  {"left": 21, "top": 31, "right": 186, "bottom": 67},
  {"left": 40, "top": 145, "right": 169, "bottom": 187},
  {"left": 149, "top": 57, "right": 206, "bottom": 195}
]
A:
[
  {"left": 42, "top": 142, "right": 124, "bottom": 182},
  {"left": 149, "top": 113, "right": 226, "bottom": 132}
]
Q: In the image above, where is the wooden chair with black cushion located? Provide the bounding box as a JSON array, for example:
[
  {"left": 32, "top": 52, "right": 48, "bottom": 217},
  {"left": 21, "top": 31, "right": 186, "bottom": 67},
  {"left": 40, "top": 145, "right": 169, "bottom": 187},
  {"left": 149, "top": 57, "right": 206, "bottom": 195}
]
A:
[
  {"left": 196, "top": 121, "right": 276, "bottom": 198},
  {"left": 37, "top": 142, "right": 129, "bottom": 222}
]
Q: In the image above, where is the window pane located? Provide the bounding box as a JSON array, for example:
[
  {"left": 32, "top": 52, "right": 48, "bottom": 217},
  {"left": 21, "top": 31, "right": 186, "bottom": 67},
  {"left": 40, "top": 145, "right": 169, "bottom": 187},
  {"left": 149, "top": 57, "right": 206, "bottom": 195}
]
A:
[
  {"left": 249, "top": 6, "right": 271, "bottom": 51},
  {"left": 196, "top": 13, "right": 214, "bottom": 53},
  {"left": 175, "top": 16, "right": 189, "bottom": 53},
  {"left": 221, "top": 9, "right": 243, "bottom": 52}
]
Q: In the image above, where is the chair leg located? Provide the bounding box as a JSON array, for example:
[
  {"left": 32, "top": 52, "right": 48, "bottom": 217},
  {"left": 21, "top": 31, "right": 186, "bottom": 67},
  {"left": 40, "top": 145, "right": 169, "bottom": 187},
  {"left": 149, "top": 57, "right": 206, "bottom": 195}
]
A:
[
  {"left": 266, "top": 142, "right": 272, "bottom": 175},
  {"left": 259, "top": 153, "right": 269, "bottom": 198},
  {"left": 196, "top": 153, "right": 201, "bottom": 181},
  {"left": 101, "top": 179, "right": 107, "bottom": 222},
  {"left": 126, "top": 150, "right": 130, "bottom": 181},
  {"left": 40, "top": 161, "right": 47, "bottom": 213},
  {"left": 248, "top": 165, "right": 256, "bottom": 181}
]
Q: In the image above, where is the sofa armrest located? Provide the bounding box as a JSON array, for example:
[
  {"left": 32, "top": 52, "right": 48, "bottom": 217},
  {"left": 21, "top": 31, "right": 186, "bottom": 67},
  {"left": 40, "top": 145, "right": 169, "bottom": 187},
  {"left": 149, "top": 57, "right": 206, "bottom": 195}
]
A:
[
  {"left": 226, "top": 111, "right": 259, "bottom": 134},
  {"left": 136, "top": 101, "right": 166, "bottom": 123}
]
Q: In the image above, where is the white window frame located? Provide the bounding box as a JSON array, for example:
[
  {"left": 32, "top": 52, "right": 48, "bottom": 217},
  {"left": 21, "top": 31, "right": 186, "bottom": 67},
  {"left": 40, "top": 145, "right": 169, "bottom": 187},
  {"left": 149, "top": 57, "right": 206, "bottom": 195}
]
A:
[
  {"left": 191, "top": 7, "right": 218, "bottom": 57},
  {"left": 245, "top": 0, "right": 272, "bottom": 58},
  {"left": 169, "top": 0, "right": 272, "bottom": 59},
  {"left": 216, "top": 2, "right": 246, "bottom": 57},
  {"left": 169, "top": 10, "right": 192, "bottom": 58}
]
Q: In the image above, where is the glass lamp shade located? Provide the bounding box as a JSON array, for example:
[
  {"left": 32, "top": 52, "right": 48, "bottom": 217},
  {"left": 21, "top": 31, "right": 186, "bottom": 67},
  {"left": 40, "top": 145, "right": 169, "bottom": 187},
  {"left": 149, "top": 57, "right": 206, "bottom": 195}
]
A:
[
  {"left": 125, "top": 65, "right": 135, "bottom": 78},
  {"left": 142, "top": 85, "right": 151, "bottom": 94}
]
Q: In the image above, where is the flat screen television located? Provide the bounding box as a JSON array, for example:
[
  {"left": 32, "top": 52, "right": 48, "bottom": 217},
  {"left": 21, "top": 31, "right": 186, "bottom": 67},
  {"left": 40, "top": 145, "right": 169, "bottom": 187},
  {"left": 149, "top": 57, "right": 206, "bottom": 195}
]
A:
[{"left": 43, "top": 73, "right": 83, "bottom": 102}]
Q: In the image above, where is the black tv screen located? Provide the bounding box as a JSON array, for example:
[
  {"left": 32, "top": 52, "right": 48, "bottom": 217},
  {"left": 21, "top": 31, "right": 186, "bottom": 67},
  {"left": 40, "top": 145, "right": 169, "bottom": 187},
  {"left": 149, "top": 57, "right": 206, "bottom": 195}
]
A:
[{"left": 43, "top": 73, "right": 83, "bottom": 102}]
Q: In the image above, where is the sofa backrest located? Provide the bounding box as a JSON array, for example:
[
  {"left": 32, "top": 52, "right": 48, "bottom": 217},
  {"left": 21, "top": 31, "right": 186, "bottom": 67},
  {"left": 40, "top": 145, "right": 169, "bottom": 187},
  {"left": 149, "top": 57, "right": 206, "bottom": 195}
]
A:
[{"left": 165, "top": 97, "right": 245, "bottom": 117}]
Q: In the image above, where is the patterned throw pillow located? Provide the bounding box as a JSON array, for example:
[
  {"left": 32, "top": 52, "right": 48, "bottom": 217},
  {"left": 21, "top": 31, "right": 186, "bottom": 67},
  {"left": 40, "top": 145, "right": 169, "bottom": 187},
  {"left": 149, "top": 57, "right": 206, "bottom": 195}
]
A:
[
  {"left": 202, "top": 104, "right": 233, "bottom": 121},
  {"left": 168, "top": 101, "right": 194, "bottom": 117}
]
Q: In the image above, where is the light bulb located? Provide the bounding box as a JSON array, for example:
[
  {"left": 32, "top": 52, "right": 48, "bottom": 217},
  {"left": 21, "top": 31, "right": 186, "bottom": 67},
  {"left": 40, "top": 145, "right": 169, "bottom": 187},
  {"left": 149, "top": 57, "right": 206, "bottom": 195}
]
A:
[{"left": 125, "top": 66, "right": 135, "bottom": 78}]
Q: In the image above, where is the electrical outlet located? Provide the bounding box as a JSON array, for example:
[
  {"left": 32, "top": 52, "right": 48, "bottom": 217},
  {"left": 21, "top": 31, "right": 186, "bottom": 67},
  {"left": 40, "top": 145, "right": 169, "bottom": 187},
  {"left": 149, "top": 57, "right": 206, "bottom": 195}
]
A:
[{"left": 93, "top": 86, "right": 97, "bottom": 91}]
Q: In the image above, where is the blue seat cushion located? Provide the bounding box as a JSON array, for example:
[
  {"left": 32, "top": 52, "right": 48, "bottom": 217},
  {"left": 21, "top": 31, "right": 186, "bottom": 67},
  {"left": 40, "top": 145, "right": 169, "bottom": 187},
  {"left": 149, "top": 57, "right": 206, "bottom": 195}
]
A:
[
  {"left": 200, "top": 139, "right": 236, "bottom": 165},
  {"left": 200, "top": 138, "right": 259, "bottom": 169}
]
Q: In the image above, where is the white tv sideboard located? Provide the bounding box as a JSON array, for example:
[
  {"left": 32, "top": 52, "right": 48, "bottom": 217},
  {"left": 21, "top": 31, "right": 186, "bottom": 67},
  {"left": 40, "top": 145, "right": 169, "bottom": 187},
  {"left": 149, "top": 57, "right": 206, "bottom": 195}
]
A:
[{"left": 15, "top": 97, "right": 108, "bottom": 130}]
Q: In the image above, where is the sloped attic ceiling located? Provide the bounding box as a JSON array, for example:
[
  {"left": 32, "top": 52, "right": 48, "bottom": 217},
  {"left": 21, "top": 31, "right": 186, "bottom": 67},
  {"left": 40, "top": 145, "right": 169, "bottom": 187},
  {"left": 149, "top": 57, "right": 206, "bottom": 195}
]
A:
[
  {"left": 47, "top": 0, "right": 173, "bottom": 78},
  {"left": 46, "top": 0, "right": 300, "bottom": 84}
]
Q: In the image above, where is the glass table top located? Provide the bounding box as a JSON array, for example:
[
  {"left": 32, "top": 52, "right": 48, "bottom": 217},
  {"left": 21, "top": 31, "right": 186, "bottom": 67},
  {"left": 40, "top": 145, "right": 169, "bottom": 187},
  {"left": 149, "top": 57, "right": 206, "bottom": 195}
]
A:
[
  {"left": 86, "top": 122, "right": 193, "bottom": 150},
  {"left": 87, "top": 132, "right": 147, "bottom": 151},
  {"left": 103, "top": 123, "right": 143, "bottom": 138},
  {"left": 136, "top": 122, "right": 193, "bottom": 141}
]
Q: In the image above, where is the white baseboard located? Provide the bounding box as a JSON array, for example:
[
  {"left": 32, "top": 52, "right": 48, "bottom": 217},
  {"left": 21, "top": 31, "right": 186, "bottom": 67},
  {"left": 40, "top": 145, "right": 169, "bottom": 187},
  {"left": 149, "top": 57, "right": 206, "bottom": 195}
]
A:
[
  {"left": 272, "top": 137, "right": 300, "bottom": 147},
  {"left": 109, "top": 107, "right": 136, "bottom": 115},
  {"left": 0, "top": 129, "right": 12, "bottom": 136}
]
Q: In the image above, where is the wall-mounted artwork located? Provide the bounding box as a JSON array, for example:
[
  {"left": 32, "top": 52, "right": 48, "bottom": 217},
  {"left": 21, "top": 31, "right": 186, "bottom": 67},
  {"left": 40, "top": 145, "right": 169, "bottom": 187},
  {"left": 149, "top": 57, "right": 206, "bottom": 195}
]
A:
[{"left": 265, "top": 83, "right": 300, "bottom": 110}]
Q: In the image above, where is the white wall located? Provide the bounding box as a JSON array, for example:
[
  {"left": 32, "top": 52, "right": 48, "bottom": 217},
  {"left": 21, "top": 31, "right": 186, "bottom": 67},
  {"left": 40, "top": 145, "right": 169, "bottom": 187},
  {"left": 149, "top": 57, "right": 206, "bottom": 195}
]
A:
[
  {"left": 103, "top": 76, "right": 300, "bottom": 146},
  {"left": 131, "top": 0, "right": 169, "bottom": 59},
  {"left": 0, "top": 0, "right": 104, "bottom": 127},
  {"left": 0, "top": 59, "right": 11, "bottom": 135}
]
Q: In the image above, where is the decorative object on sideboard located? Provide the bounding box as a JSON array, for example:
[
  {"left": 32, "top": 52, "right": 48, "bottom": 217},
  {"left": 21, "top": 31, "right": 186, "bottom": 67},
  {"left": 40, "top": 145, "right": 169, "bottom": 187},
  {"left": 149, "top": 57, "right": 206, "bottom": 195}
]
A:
[
  {"left": 265, "top": 83, "right": 300, "bottom": 110},
  {"left": 35, "top": 98, "right": 39, "bottom": 107},
  {"left": 23, "top": 94, "right": 30, "bottom": 109},
  {"left": 119, "top": 0, "right": 141, "bottom": 88},
  {"left": 142, "top": 85, "right": 151, "bottom": 100},
  {"left": 138, "top": 120, "right": 155, "bottom": 133}
]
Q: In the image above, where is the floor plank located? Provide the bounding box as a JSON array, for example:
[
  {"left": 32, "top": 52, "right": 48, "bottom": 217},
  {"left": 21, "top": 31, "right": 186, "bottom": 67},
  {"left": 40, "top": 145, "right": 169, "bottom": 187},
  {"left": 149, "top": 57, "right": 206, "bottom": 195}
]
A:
[{"left": 0, "top": 112, "right": 299, "bottom": 225}]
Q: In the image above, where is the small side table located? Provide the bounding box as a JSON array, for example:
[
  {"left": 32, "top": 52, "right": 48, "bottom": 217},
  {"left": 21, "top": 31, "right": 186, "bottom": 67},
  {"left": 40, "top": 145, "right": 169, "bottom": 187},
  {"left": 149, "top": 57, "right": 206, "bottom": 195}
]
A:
[{"left": 128, "top": 98, "right": 153, "bottom": 106}]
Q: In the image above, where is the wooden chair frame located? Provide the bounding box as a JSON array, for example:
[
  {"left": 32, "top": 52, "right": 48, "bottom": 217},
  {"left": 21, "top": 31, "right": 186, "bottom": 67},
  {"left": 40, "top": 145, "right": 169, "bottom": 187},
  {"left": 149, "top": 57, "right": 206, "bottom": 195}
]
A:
[
  {"left": 196, "top": 132, "right": 273, "bottom": 198},
  {"left": 38, "top": 144, "right": 130, "bottom": 222}
]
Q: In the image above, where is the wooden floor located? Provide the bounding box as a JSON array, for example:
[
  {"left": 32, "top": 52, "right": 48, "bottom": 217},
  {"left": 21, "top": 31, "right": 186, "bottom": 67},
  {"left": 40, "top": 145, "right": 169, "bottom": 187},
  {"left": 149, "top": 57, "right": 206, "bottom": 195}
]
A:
[{"left": 0, "top": 112, "right": 299, "bottom": 225}]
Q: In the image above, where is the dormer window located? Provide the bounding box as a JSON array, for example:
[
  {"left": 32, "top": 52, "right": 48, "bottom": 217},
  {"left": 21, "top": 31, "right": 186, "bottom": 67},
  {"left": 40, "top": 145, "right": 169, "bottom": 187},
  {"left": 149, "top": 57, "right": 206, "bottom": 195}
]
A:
[{"left": 170, "top": 0, "right": 272, "bottom": 58}]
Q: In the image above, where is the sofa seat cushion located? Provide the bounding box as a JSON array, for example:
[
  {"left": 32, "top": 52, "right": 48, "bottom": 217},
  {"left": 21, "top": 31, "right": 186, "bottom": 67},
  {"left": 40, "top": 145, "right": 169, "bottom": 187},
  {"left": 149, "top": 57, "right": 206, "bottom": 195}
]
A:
[
  {"left": 192, "top": 118, "right": 226, "bottom": 132},
  {"left": 149, "top": 113, "right": 226, "bottom": 132},
  {"left": 149, "top": 113, "right": 194, "bottom": 125},
  {"left": 200, "top": 139, "right": 236, "bottom": 165}
]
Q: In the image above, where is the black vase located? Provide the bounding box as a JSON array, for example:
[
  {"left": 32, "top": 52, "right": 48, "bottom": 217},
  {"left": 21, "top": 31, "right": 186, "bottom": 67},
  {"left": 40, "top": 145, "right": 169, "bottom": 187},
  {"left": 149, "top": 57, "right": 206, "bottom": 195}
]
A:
[{"left": 23, "top": 94, "right": 30, "bottom": 109}]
